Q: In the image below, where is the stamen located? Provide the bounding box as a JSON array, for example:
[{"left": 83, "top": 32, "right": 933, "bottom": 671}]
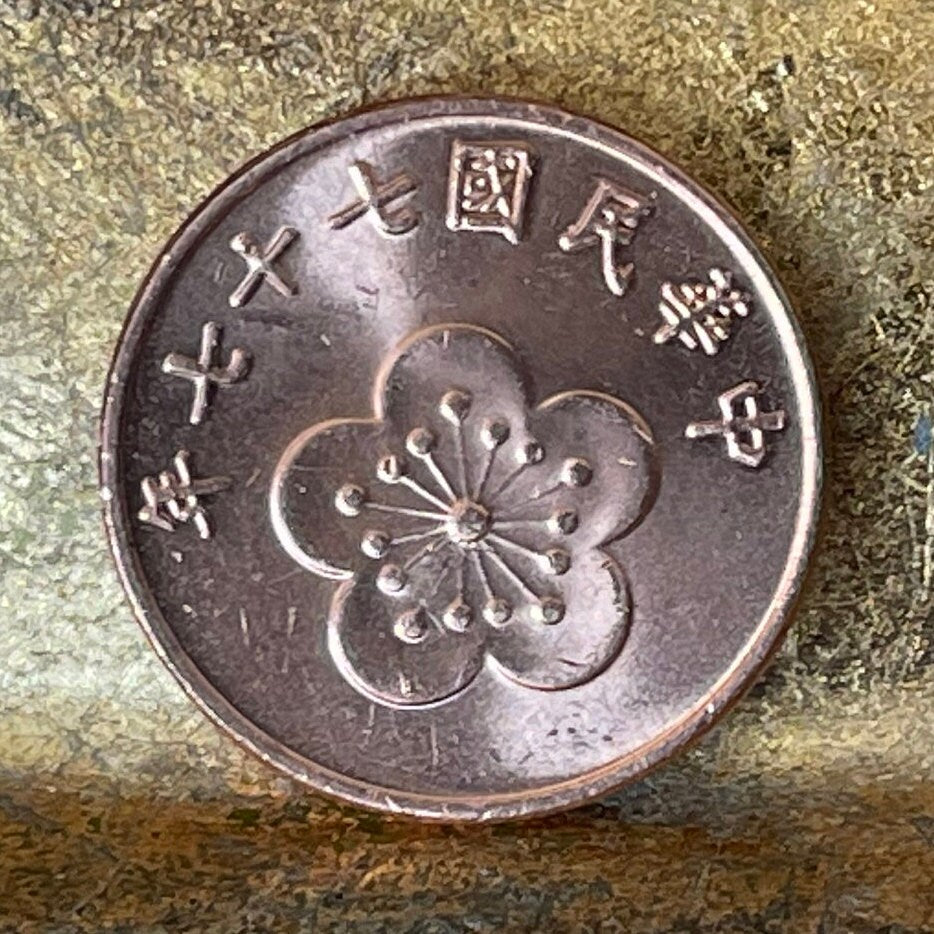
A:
[
  {"left": 428, "top": 553, "right": 457, "bottom": 597},
  {"left": 453, "top": 422, "right": 469, "bottom": 497},
  {"left": 377, "top": 564, "right": 407, "bottom": 594},
  {"left": 493, "top": 510, "right": 578, "bottom": 537},
  {"left": 404, "top": 536, "right": 448, "bottom": 571},
  {"left": 487, "top": 533, "right": 571, "bottom": 576},
  {"left": 392, "top": 526, "right": 448, "bottom": 547},
  {"left": 488, "top": 440, "right": 544, "bottom": 503},
  {"left": 364, "top": 525, "right": 447, "bottom": 561},
  {"left": 548, "top": 509, "right": 579, "bottom": 535},
  {"left": 442, "top": 598, "right": 472, "bottom": 633},
  {"left": 498, "top": 483, "right": 562, "bottom": 511},
  {"left": 561, "top": 457, "right": 593, "bottom": 488},
  {"left": 365, "top": 502, "right": 449, "bottom": 521},
  {"left": 531, "top": 596, "right": 565, "bottom": 625},
  {"left": 393, "top": 607, "right": 429, "bottom": 644},
  {"left": 469, "top": 550, "right": 511, "bottom": 627},
  {"left": 439, "top": 389, "right": 472, "bottom": 426},
  {"left": 423, "top": 453, "right": 458, "bottom": 503},
  {"left": 491, "top": 517, "right": 550, "bottom": 530},
  {"left": 399, "top": 475, "right": 451, "bottom": 511},
  {"left": 335, "top": 483, "right": 366, "bottom": 517},
  {"left": 483, "top": 597, "right": 512, "bottom": 627},
  {"left": 361, "top": 529, "right": 390, "bottom": 559},
  {"left": 375, "top": 453, "right": 450, "bottom": 509},
  {"left": 481, "top": 543, "right": 540, "bottom": 603},
  {"left": 405, "top": 428, "right": 457, "bottom": 502},
  {"left": 473, "top": 418, "right": 510, "bottom": 499},
  {"left": 469, "top": 549, "right": 494, "bottom": 601}
]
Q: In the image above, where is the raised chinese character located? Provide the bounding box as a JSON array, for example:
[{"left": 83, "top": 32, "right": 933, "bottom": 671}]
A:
[
  {"left": 685, "top": 381, "right": 785, "bottom": 468},
  {"left": 654, "top": 268, "right": 751, "bottom": 355},
  {"left": 162, "top": 321, "right": 249, "bottom": 425},
  {"left": 446, "top": 141, "right": 533, "bottom": 244},
  {"left": 558, "top": 179, "right": 652, "bottom": 296},
  {"left": 137, "top": 450, "right": 231, "bottom": 539},
  {"left": 227, "top": 225, "right": 298, "bottom": 308},
  {"left": 328, "top": 161, "right": 418, "bottom": 236}
]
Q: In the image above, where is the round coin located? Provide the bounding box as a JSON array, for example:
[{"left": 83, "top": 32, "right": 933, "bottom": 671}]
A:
[{"left": 100, "top": 97, "right": 821, "bottom": 821}]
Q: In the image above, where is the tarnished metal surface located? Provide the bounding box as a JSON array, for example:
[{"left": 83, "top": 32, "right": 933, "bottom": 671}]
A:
[
  {"left": 1, "top": 0, "right": 932, "bottom": 927},
  {"left": 100, "top": 97, "right": 821, "bottom": 820}
]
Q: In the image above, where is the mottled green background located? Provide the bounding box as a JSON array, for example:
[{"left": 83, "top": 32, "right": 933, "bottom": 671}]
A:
[{"left": 1, "top": 0, "right": 932, "bottom": 930}]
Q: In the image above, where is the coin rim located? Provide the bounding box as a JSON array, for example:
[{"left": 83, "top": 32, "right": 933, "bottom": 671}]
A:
[{"left": 99, "top": 95, "right": 823, "bottom": 822}]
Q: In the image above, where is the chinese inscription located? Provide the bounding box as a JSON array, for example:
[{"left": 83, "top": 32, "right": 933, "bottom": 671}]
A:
[
  {"left": 162, "top": 321, "right": 250, "bottom": 425},
  {"left": 654, "top": 267, "right": 751, "bottom": 355},
  {"left": 446, "top": 141, "right": 533, "bottom": 244},
  {"left": 558, "top": 179, "right": 652, "bottom": 296},
  {"left": 328, "top": 161, "right": 419, "bottom": 236},
  {"left": 140, "top": 139, "right": 781, "bottom": 542},
  {"left": 228, "top": 225, "right": 298, "bottom": 308},
  {"left": 137, "top": 450, "right": 231, "bottom": 539},
  {"left": 685, "top": 381, "right": 785, "bottom": 468}
]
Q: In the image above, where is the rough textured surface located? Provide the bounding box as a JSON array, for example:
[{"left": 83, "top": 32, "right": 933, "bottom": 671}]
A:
[{"left": 0, "top": 0, "right": 932, "bottom": 930}]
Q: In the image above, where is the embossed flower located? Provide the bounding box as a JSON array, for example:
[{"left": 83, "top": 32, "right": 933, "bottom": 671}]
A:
[{"left": 271, "top": 324, "right": 657, "bottom": 707}]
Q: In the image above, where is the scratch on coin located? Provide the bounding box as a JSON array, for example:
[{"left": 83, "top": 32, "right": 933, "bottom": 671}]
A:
[
  {"left": 267, "top": 567, "right": 303, "bottom": 587},
  {"left": 244, "top": 467, "right": 262, "bottom": 488},
  {"left": 617, "top": 456, "right": 637, "bottom": 467},
  {"left": 387, "top": 710, "right": 404, "bottom": 744},
  {"left": 356, "top": 284, "right": 379, "bottom": 312},
  {"left": 429, "top": 723, "right": 439, "bottom": 770},
  {"left": 239, "top": 606, "right": 250, "bottom": 647},
  {"left": 281, "top": 607, "right": 298, "bottom": 674},
  {"left": 360, "top": 705, "right": 376, "bottom": 749}
]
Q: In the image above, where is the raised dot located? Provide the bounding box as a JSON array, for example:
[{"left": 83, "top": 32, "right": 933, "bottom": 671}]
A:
[
  {"left": 442, "top": 599, "right": 473, "bottom": 633},
  {"left": 439, "top": 389, "right": 472, "bottom": 425},
  {"left": 376, "top": 454, "right": 405, "bottom": 484},
  {"left": 393, "top": 608, "right": 429, "bottom": 644},
  {"left": 361, "top": 529, "right": 390, "bottom": 559},
  {"left": 405, "top": 427, "right": 436, "bottom": 457},
  {"left": 541, "top": 548, "right": 571, "bottom": 576},
  {"left": 548, "top": 509, "right": 579, "bottom": 535},
  {"left": 532, "top": 597, "right": 565, "bottom": 625},
  {"left": 518, "top": 440, "right": 545, "bottom": 465},
  {"left": 483, "top": 597, "right": 512, "bottom": 627},
  {"left": 481, "top": 418, "right": 510, "bottom": 450},
  {"left": 376, "top": 564, "right": 407, "bottom": 594},
  {"left": 561, "top": 458, "right": 593, "bottom": 488},
  {"left": 335, "top": 483, "right": 366, "bottom": 516}
]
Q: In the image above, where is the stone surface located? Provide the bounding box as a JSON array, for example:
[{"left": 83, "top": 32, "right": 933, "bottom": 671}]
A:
[{"left": 0, "top": 0, "right": 932, "bottom": 930}]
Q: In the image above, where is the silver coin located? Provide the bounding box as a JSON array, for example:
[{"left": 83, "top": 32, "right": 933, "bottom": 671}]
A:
[{"left": 100, "top": 97, "right": 822, "bottom": 821}]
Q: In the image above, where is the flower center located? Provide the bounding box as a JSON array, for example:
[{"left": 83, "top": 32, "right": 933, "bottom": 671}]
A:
[{"left": 447, "top": 499, "right": 491, "bottom": 545}]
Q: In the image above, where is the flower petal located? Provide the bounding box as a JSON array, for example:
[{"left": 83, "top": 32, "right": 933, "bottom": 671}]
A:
[
  {"left": 376, "top": 324, "right": 534, "bottom": 502},
  {"left": 271, "top": 417, "right": 404, "bottom": 580},
  {"left": 500, "top": 390, "right": 657, "bottom": 550},
  {"left": 329, "top": 553, "right": 486, "bottom": 706},
  {"left": 485, "top": 549, "right": 630, "bottom": 691}
]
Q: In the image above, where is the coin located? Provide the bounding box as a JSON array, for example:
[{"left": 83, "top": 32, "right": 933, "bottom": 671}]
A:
[{"left": 100, "top": 97, "right": 821, "bottom": 821}]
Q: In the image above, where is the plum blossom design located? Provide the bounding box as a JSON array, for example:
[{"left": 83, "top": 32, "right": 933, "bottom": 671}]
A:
[{"left": 271, "top": 324, "right": 658, "bottom": 707}]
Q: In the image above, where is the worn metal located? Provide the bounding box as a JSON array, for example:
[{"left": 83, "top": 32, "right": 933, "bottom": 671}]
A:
[{"left": 100, "top": 98, "right": 821, "bottom": 821}]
